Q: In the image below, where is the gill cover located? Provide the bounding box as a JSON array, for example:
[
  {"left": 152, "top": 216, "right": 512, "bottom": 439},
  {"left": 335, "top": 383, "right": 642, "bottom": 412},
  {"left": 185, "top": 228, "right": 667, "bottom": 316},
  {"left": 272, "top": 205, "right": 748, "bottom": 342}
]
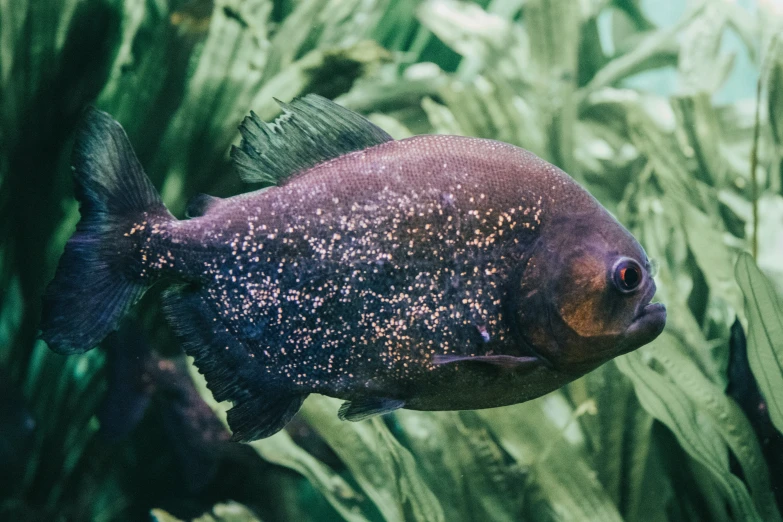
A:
[{"left": 512, "top": 212, "right": 659, "bottom": 372}]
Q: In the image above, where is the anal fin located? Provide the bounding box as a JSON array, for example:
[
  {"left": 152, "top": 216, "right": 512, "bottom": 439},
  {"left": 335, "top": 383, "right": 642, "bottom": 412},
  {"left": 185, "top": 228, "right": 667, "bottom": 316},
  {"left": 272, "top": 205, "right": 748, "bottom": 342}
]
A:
[
  {"left": 338, "top": 397, "right": 405, "bottom": 422},
  {"left": 228, "top": 394, "right": 306, "bottom": 442},
  {"left": 163, "top": 285, "right": 306, "bottom": 442}
]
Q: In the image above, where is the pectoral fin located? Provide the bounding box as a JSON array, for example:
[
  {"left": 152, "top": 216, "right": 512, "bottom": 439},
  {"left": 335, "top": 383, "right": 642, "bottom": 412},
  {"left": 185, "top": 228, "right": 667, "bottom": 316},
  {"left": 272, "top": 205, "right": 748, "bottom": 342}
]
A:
[
  {"left": 338, "top": 397, "right": 405, "bottom": 422},
  {"left": 432, "top": 354, "right": 539, "bottom": 370}
]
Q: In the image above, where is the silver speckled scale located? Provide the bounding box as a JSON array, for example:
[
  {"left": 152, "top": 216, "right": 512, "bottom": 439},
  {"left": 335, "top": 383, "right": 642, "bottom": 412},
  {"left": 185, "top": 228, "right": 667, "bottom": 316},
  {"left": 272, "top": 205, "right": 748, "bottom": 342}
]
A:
[{"left": 148, "top": 136, "right": 579, "bottom": 406}]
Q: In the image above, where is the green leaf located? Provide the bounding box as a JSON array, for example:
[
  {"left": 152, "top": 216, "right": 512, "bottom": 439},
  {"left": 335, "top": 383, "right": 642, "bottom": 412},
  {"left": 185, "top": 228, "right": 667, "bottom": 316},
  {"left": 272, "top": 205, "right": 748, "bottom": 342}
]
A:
[
  {"left": 152, "top": 502, "right": 263, "bottom": 522},
  {"left": 747, "top": 195, "right": 783, "bottom": 298},
  {"left": 480, "top": 401, "right": 624, "bottom": 522},
  {"left": 300, "top": 396, "right": 445, "bottom": 522},
  {"left": 250, "top": 433, "right": 372, "bottom": 522},
  {"left": 677, "top": 3, "right": 733, "bottom": 95},
  {"left": 767, "top": 36, "right": 783, "bottom": 149},
  {"left": 394, "top": 410, "right": 526, "bottom": 522},
  {"left": 565, "top": 363, "right": 672, "bottom": 521},
  {"left": 681, "top": 204, "right": 744, "bottom": 323},
  {"left": 151, "top": 509, "right": 185, "bottom": 522},
  {"left": 187, "top": 361, "right": 374, "bottom": 522},
  {"left": 578, "top": 6, "right": 700, "bottom": 103},
  {"left": 735, "top": 252, "right": 783, "bottom": 435},
  {"left": 522, "top": 0, "right": 580, "bottom": 85},
  {"left": 420, "top": 97, "right": 464, "bottom": 135},
  {"left": 671, "top": 94, "right": 727, "bottom": 187},
  {"left": 417, "top": 1, "right": 511, "bottom": 61},
  {"left": 617, "top": 334, "right": 780, "bottom": 522}
]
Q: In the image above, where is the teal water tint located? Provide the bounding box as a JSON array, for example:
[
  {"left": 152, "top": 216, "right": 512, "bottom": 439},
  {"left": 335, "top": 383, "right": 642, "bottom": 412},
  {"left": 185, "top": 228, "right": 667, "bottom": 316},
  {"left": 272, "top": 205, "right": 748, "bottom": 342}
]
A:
[
  {"left": 1, "top": 0, "right": 783, "bottom": 520},
  {"left": 630, "top": 0, "right": 760, "bottom": 103}
]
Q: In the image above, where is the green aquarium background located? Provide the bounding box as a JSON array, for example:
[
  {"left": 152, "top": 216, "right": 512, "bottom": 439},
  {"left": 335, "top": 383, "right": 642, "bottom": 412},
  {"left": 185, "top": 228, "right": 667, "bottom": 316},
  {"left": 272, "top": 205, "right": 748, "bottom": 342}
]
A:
[{"left": 2, "top": 0, "right": 783, "bottom": 520}]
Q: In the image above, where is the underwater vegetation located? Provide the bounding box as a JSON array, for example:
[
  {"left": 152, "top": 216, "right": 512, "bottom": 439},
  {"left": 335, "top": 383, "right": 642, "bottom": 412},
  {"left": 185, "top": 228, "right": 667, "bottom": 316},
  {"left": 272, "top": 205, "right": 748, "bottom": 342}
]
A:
[{"left": 1, "top": 0, "right": 783, "bottom": 520}]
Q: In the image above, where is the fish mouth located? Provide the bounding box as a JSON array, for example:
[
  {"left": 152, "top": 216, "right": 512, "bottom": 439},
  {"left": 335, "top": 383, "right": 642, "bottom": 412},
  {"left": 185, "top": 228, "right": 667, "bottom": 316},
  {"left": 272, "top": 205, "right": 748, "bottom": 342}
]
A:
[{"left": 622, "top": 301, "right": 666, "bottom": 353}]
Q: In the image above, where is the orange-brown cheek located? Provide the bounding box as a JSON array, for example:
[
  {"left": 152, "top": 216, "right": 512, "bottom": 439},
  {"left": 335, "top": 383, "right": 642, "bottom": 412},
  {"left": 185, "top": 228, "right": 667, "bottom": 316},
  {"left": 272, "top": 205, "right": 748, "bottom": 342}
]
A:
[{"left": 557, "top": 259, "right": 613, "bottom": 337}]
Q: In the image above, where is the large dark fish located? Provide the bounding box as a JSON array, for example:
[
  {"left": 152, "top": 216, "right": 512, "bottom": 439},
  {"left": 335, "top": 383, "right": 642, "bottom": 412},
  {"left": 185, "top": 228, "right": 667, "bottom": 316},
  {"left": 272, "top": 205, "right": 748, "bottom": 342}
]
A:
[
  {"left": 99, "top": 322, "right": 230, "bottom": 493},
  {"left": 40, "top": 95, "right": 666, "bottom": 441}
]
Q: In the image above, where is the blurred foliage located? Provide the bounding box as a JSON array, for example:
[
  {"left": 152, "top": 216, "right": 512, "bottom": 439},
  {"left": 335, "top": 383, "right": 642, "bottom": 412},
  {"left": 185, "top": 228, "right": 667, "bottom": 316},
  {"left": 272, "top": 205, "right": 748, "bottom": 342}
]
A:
[
  {"left": 1, "top": 0, "right": 783, "bottom": 520},
  {"left": 152, "top": 502, "right": 263, "bottom": 522}
]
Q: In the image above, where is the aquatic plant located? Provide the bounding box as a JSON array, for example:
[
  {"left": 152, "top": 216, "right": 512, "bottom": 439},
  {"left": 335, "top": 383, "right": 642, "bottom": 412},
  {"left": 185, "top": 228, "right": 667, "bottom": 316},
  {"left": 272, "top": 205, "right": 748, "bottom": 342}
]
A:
[{"left": 1, "top": 0, "right": 782, "bottom": 520}]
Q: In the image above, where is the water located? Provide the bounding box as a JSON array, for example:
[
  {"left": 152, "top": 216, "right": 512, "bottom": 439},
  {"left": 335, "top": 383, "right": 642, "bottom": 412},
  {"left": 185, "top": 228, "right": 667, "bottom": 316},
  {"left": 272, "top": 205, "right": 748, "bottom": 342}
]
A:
[{"left": 1, "top": 0, "right": 782, "bottom": 520}]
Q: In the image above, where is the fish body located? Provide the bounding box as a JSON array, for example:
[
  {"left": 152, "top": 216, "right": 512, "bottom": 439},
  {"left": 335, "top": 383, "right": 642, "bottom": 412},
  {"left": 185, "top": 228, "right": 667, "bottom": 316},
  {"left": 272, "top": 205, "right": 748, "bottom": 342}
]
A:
[{"left": 41, "top": 95, "right": 666, "bottom": 441}]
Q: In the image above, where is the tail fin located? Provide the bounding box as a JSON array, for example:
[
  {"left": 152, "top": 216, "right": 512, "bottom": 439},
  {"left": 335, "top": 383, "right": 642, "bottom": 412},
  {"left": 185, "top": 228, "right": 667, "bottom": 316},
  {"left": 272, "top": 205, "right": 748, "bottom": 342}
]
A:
[{"left": 40, "top": 108, "right": 171, "bottom": 354}]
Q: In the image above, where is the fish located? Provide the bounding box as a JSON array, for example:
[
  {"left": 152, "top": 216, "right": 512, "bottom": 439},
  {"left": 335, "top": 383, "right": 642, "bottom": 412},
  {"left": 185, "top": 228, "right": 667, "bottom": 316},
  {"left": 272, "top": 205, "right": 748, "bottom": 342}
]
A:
[
  {"left": 98, "top": 321, "right": 230, "bottom": 493},
  {"left": 40, "top": 94, "right": 666, "bottom": 442}
]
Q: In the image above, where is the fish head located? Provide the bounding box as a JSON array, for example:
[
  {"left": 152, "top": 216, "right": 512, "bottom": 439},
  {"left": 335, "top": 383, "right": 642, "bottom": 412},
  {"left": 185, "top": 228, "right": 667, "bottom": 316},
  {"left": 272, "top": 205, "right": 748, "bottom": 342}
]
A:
[{"left": 515, "top": 211, "right": 666, "bottom": 373}]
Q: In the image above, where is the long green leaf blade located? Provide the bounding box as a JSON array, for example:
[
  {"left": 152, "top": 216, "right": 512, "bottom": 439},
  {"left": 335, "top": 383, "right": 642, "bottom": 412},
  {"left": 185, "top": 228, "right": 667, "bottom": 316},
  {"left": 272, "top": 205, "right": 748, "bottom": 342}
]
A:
[{"left": 735, "top": 252, "right": 783, "bottom": 435}]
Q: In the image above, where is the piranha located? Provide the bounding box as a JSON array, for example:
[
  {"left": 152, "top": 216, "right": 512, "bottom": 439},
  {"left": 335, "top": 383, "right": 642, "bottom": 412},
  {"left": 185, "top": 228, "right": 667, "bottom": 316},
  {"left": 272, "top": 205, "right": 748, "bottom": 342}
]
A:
[{"left": 41, "top": 95, "right": 666, "bottom": 442}]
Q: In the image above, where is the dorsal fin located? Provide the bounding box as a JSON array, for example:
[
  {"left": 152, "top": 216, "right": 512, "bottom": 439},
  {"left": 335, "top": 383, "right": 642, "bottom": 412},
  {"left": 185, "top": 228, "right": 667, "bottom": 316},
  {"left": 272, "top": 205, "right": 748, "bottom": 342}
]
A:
[{"left": 230, "top": 94, "right": 393, "bottom": 185}]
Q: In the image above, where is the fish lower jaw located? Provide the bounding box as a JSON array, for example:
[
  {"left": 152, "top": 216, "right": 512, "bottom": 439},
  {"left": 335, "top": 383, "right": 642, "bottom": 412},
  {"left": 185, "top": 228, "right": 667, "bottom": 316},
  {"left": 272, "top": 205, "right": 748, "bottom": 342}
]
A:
[{"left": 622, "top": 302, "right": 667, "bottom": 352}]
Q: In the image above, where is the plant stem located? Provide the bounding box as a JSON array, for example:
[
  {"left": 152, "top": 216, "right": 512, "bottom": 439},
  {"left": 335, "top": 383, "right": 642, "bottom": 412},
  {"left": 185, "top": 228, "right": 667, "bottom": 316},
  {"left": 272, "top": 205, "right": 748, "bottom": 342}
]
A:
[{"left": 751, "top": 64, "right": 761, "bottom": 260}]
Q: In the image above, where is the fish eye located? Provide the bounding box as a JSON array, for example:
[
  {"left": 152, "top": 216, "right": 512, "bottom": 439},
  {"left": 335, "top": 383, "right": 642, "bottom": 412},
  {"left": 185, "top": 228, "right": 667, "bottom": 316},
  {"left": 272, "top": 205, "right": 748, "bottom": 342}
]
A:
[{"left": 612, "top": 258, "right": 643, "bottom": 293}]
